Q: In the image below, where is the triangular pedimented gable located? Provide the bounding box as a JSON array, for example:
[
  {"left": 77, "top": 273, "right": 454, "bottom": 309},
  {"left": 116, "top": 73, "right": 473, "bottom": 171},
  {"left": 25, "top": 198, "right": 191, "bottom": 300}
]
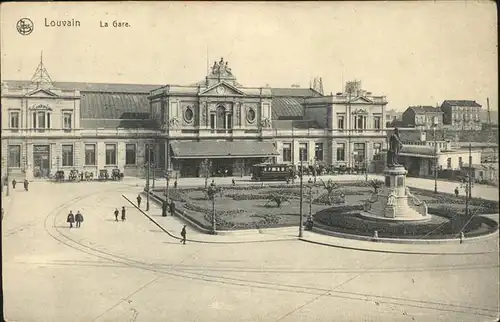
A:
[
  {"left": 199, "top": 81, "right": 245, "bottom": 96},
  {"left": 350, "top": 96, "right": 373, "bottom": 104},
  {"left": 25, "top": 88, "right": 58, "bottom": 98}
]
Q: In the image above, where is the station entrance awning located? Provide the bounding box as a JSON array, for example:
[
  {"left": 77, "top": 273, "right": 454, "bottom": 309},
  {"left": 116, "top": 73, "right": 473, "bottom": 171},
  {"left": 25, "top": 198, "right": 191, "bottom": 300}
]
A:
[{"left": 170, "top": 141, "right": 279, "bottom": 159}]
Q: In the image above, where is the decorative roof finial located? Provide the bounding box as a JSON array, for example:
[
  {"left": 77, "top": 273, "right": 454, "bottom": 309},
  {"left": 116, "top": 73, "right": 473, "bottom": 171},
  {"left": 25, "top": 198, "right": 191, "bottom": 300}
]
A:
[{"left": 31, "top": 51, "right": 53, "bottom": 88}]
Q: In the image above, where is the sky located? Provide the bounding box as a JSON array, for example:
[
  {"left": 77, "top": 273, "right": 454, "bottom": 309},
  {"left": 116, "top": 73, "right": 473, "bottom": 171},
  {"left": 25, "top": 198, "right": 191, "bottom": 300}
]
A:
[{"left": 1, "top": 1, "right": 497, "bottom": 111}]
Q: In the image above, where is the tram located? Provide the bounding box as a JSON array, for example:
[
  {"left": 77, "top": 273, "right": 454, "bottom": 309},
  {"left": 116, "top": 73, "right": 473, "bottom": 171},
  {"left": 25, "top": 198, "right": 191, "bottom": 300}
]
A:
[{"left": 251, "top": 163, "right": 297, "bottom": 181}]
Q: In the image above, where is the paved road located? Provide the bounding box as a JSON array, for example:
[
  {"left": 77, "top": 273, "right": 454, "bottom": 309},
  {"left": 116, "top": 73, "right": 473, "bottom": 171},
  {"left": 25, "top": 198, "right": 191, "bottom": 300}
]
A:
[{"left": 2, "top": 181, "right": 499, "bottom": 322}]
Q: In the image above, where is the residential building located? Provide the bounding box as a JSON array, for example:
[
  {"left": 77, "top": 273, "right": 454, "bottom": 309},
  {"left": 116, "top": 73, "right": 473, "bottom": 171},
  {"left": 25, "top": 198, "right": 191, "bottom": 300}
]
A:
[
  {"left": 441, "top": 100, "right": 482, "bottom": 131},
  {"left": 402, "top": 106, "right": 444, "bottom": 129}
]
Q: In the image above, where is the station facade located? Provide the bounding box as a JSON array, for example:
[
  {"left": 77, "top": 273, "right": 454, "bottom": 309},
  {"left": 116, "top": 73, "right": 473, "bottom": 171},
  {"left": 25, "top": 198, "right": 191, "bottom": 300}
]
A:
[{"left": 1, "top": 58, "right": 388, "bottom": 180}]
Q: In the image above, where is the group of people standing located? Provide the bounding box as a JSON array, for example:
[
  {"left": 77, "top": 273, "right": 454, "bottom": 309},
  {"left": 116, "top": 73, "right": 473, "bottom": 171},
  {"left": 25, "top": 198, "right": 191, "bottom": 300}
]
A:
[
  {"left": 66, "top": 210, "right": 84, "bottom": 228},
  {"left": 114, "top": 206, "right": 127, "bottom": 222},
  {"left": 11, "top": 179, "right": 30, "bottom": 192}
]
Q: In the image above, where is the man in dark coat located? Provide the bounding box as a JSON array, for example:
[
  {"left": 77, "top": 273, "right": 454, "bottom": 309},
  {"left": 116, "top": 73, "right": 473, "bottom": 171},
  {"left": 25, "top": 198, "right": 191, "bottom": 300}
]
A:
[
  {"left": 23, "top": 179, "right": 29, "bottom": 191},
  {"left": 75, "top": 211, "right": 84, "bottom": 228},
  {"left": 162, "top": 200, "right": 168, "bottom": 217},
  {"left": 67, "top": 211, "right": 75, "bottom": 228},
  {"left": 180, "top": 225, "right": 187, "bottom": 244},
  {"left": 12, "top": 179, "right": 17, "bottom": 189},
  {"left": 121, "top": 206, "right": 126, "bottom": 221},
  {"left": 169, "top": 201, "right": 176, "bottom": 216},
  {"left": 174, "top": 180, "right": 178, "bottom": 189},
  {"left": 137, "top": 194, "right": 142, "bottom": 208},
  {"left": 114, "top": 208, "right": 119, "bottom": 221}
]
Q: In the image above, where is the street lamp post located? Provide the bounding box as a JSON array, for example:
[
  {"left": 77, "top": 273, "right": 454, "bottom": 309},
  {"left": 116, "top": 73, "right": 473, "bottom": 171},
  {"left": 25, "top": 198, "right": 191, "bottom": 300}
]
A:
[
  {"left": 5, "top": 155, "right": 9, "bottom": 197},
  {"left": 433, "top": 119, "right": 438, "bottom": 194},
  {"left": 207, "top": 184, "right": 220, "bottom": 234},
  {"left": 152, "top": 163, "right": 156, "bottom": 189},
  {"left": 145, "top": 147, "right": 151, "bottom": 211},
  {"left": 299, "top": 158, "right": 304, "bottom": 238},
  {"left": 165, "top": 169, "right": 171, "bottom": 210},
  {"left": 365, "top": 157, "right": 368, "bottom": 182}
]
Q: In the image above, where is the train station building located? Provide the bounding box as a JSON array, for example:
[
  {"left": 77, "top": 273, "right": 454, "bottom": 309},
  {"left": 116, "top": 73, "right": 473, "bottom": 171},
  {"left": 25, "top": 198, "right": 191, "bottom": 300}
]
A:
[{"left": 1, "top": 57, "right": 388, "bottom": 180}]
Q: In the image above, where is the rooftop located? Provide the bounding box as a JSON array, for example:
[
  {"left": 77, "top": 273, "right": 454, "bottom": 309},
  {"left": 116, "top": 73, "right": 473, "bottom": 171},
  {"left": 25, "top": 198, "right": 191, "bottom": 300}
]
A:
[
  {"left": 442, "top": 100, "right": 482, "bottom": 108},
  {"left": 408, "top": 106, "right": 443, "bottom": 114}
]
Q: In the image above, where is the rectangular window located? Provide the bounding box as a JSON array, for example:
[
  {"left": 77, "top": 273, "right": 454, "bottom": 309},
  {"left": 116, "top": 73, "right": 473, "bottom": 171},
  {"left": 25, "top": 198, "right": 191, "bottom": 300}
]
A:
[
  {"left": 337, "top": 115, "right": 344, "bottom": 130},
  {"left": 85, "top": 144, "right": 96, "bottom": 165},
  {"left": 63, "top": 113, "right": 72, "bottom": 129},
  {"left": 373, "top": 143, "right": 382, "bottom": 155},
  {"left": 447, "top": 158, "right": 452, "bottom": 169},
  {"left": 210, "top": 114, "right": 215, "bottom": 129},
  {"left": 8, "top": 145, "right": 21, "bottom": 168},
  {"left": 125, "top": 144, "right": 136, "bottom": 165},
  {"left": 353, "top": 143, "right": 366, "bottom": 163},
  {"left": 32, "top": 112, "right": 36, "bottom": 128},
  {"left": 47, "top": 112, "right": 51, "bottom": 129},
  {"left": 336, "top": 143, "right": 345, "bottom": 161},
  {"left": 105, "top": 144, "right": 117, "bottom": 165},
  {"left": 62, "top": 145, "right": 74, "bottom": 167},
  {"left": 37, "top": 112, "right": 46, "bottom": 128},
  {"left": 315, "top": 143, "right": 323, "bottom": 161},
  {"left": 374, "top": 116, "right": 381, "bottom": 130},
  {"left": 299, "top": 143, "right": 308, "bottom": 161},
  {"left": 227, "top": 114, "right": 232, "bottom": 129},
  {"left": 282, "top": 143, "right": 292, "bottom": 162},
  {"left": 10, "top": 112, "right": 20, "bottom": 129},
  {"left": 357, "top": 116, "right": 363, "bottom": 129}
]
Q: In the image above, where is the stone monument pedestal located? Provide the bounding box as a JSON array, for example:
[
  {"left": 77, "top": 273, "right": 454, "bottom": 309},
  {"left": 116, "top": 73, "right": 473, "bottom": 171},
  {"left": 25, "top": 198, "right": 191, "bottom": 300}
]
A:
[{"left": 362, "top": 165, "right": 429, "bottom": 222}]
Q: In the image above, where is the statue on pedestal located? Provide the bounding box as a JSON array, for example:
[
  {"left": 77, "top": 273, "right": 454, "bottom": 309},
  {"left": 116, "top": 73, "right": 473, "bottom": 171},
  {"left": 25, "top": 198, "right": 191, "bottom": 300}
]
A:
[{"left": 387, "top": 127, "right": 403, "bottom": 167}]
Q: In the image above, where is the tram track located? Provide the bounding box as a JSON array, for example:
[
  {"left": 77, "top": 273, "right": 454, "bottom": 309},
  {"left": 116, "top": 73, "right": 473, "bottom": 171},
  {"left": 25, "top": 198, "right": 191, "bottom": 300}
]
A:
[{"left": 37, "top": 187, "right": 499, "bottom": 319}]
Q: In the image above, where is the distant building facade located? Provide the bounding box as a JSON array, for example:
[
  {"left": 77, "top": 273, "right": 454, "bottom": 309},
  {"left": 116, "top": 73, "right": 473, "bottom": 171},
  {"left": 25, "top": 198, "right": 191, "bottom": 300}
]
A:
[
  {"left": 402, "top": 106, "right": 444, "bottom": 129},
  {"left": 441, "top": 100, "right": 482, "bottom": 131},
  {"left": 2, "top": 58, "right": 388, "bottom": 180}
]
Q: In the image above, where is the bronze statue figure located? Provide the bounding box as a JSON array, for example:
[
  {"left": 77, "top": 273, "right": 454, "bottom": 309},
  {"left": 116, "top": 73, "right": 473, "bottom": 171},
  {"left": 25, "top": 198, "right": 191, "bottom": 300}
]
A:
[{"left": 387, "top": 127, "right": 403, "bottom": 167}]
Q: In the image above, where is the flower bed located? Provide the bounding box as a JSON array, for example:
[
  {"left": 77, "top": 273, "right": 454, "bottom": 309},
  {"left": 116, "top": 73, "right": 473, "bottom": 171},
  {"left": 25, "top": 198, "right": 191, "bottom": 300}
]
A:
[{"left": 314, "top": 206, "right": 497, "bottom": 239}]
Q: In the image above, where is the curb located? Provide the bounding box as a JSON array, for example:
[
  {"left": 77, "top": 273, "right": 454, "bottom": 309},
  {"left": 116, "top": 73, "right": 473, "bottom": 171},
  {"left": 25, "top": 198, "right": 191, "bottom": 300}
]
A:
[
  {"left": 298, "top": 238, "right": 497, "bottom": 256},
  {"left": 310, "top": 223, "right": 500, "bottom": 245}
]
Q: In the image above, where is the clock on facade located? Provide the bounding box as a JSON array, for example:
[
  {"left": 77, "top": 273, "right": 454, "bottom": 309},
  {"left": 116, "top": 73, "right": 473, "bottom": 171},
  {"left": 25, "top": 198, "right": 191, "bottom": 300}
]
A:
[{"left": 216, "top": 86, "right": 226, "bottom": 95}]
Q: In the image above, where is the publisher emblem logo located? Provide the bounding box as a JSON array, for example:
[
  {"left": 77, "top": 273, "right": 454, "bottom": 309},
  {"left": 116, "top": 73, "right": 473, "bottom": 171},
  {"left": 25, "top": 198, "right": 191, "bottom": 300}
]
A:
[{"left": 17, "top": 18, "right": 34, "bottom": 36}]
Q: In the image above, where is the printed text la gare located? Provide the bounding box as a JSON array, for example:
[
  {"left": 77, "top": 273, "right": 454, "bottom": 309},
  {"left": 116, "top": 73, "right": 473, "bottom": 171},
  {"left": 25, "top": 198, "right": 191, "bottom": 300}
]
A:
[{"left": 100, "top": 20, "right": 130, "bottom": 28}]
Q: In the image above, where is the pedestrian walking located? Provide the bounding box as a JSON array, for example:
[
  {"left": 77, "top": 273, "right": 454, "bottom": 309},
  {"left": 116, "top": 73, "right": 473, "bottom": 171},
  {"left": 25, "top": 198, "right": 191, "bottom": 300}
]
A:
[
  {"left": 67, "top": 211, "right": 75, "bottom": 228},
  {"left": 180, "top": 225, "right": 187, "bottom": 244},
  {"left": 114, "top": 208, "right": 119, "bottom": 221},
  {"left": 169, "top": 201, "right": 176, "bottom": 216},
  {"left": 174, "top": 180, "right": 178, "bottom": 189},
  {"left": 23, "top": 179, "right": 29, "bottom": 191},
  {"left": 75, "top": 211, "right": 84, "bottom": 228},
  {"left": 232, "top": 178, "right": 235, "bottom": 186},
  {"left": 121, "top": 206, "right": 126, "bottom": 221},
  {"left": 454, "top": 187, "right": 459, "bottom": 197},
  {"left": 137, "top": 194, "right": 142, "bottom": 208},
  {"left": 12, "top": 179, "right": 17, "bottom": 190},
  {"left": 162, "top": 200, "right": 168, "bottom": 217}
]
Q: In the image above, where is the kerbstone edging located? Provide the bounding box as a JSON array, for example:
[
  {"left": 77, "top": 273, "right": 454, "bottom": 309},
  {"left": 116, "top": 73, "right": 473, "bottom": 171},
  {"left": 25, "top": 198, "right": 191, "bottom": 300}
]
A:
[{"left": 311, "top": 222, "right": 499, "bottom": 245}]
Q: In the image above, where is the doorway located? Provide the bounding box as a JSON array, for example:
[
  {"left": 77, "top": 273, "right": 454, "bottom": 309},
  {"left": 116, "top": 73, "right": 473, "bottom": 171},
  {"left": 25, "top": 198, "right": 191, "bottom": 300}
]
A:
[{"left": 33, "top": 145, "right": 50, "bottom": 178}]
